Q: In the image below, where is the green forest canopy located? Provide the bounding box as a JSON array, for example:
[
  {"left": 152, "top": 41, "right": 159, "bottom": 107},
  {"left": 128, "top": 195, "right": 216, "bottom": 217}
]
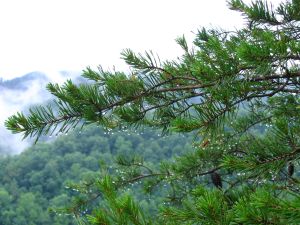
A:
[
  {"left": 0, "top": 126, "right": 192, "bottom": 225},
  {"left": 5, "top": 0, "right": 300, "bottom": 224}
]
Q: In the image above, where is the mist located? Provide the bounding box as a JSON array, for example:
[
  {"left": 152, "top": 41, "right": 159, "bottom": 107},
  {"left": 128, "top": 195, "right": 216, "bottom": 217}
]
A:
[{"left": 0, "top": 71, "right": 80, "bottom": 154}]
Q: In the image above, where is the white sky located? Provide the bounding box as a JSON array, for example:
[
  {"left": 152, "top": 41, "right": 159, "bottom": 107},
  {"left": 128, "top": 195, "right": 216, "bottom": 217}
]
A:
[{"left": 0, "top": 0, "right": 282, "bottom": 80}]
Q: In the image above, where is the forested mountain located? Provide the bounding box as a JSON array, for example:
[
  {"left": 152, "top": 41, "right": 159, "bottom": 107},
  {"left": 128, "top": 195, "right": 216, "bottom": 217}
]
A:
[
  {"left": 0, "top": 125, "right": 193, "bottom": 225},
  {"left": 0, "top": 72, "right": 48, "bottom": 90},
  {"left": 4, "top": 0, "right": 300, "bottom": 224},
  {"left": 0, "top": 71, "right": 79, "bottom": 155}
]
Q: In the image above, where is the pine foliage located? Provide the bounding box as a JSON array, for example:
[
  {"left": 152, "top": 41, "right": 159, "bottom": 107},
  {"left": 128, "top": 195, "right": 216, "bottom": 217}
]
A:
[{"left": 5, "top": 0, "right": 300, "bottom": 224}]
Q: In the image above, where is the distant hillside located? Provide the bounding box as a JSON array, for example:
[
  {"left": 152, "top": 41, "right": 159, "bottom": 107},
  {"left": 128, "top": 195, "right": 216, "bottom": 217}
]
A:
[
  {"left": 0, "top": 72, "right": 48, "bottom": 90},
  {"left": 0, "top": 125, "right": 193, "bottom": 225},
  {"left": 0, "top": 71, "right": 80, "bottom": 155}
]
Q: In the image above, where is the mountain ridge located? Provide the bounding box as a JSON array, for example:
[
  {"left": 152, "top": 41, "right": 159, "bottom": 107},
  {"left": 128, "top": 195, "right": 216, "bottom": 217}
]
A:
[{"left": 0, "top": 71, "right": 80, "bottom": 155}]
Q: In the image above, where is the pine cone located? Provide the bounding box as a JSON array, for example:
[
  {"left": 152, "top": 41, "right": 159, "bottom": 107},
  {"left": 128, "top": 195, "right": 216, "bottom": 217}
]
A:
[
  {"left": 288, "top": 162, "right": 294, "bottom": 177},
  {"left": 211, "top": 172, "right": 222, "bottom": 189}
]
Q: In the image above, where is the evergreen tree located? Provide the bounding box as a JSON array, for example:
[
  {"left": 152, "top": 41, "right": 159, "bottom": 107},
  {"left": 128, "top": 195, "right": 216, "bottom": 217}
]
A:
[{"left": 6, "top": 0, "right": 300, "bottom": 224}]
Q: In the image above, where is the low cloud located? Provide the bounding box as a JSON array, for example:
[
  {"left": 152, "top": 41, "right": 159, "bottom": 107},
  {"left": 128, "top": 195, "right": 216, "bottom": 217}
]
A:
[{"left": 0, "top": 71, "right": 79, "bottom": 154}]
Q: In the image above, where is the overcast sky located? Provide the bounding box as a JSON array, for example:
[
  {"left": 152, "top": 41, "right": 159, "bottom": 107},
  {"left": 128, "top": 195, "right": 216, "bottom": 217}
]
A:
[{"left": 0, "top": 0, "right": 282, "bottom": 80}]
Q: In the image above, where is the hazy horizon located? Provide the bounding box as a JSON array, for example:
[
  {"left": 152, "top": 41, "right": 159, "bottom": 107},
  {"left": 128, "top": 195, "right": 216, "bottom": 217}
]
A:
[
  {"left": 0, "top": 71, "right": 80, "bottom": 154},
  {"left": 0, "top": 0, "right": 284, "bottom": 154}
]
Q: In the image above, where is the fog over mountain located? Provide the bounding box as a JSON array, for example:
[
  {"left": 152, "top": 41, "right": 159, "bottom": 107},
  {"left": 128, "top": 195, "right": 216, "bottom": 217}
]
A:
[{"left": 0, "top": 71, "right": 80, "bottom": 154}]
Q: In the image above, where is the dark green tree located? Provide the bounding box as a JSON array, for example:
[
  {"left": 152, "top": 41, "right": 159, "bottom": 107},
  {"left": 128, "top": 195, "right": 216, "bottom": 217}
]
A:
[{"left": 6, "top": 0, "right": 300, "bottom": 224}]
